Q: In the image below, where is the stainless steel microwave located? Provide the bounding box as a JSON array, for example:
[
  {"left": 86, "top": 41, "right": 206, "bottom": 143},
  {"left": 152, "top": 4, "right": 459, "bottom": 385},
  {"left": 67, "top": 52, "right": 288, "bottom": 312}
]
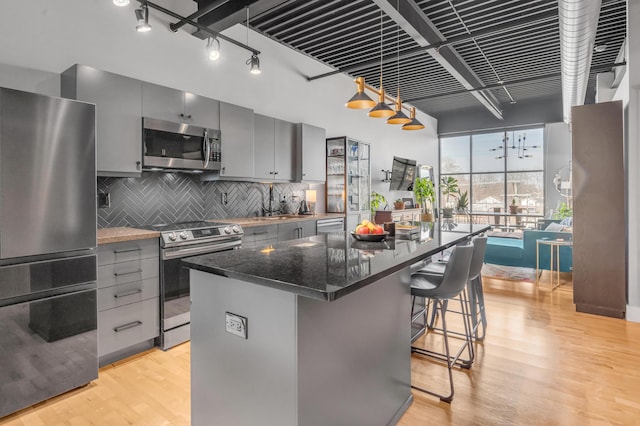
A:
[{"left": 142, "top": 117, "right": 221, "bottom": 172}]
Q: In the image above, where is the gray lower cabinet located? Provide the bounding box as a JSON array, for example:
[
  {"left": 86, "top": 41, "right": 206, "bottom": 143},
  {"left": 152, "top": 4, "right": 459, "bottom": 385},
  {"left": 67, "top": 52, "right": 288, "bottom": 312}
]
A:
[
  {"left": 61, "top": 64, "right": 142, "bottom": 177},
  {"left": 297, "top": 123, "right": 326, "bottom": 182},
  {"left": 97, "top": 238, "right": 160, "bottom": 366},
  {"left": 277, "top": 220, "right": 316, "bottom": 241},
  {"left": 242, "top": 224, "right": 278, "bottom": 249},
  {"left": 220, "top": 102, "right": 254, "bottom": 178}
]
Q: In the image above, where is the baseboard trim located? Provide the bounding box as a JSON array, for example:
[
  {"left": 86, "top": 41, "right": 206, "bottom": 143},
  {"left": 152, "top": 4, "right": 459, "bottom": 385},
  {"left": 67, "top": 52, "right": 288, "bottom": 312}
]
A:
[{"left": 626, "top": 305, "right": 640, "bottom": 322}]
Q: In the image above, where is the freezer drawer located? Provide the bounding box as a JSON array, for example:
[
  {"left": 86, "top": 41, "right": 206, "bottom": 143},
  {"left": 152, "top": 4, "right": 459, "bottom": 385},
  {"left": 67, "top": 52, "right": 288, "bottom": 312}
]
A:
[{"left": 0, "top": 288, "right": 98, "bottom": 417}]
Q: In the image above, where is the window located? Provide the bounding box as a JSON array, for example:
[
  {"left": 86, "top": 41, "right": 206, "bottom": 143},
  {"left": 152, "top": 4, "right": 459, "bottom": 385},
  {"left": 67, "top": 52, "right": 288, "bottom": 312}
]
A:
[{"left": 439, "top": 127, "right": 545, "bottom": 225}]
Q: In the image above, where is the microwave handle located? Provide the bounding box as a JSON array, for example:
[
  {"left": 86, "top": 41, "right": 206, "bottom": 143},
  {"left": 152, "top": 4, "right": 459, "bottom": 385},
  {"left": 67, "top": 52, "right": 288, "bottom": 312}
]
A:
[{"left": 203, "top": 128, "right": 211, "bottom": 169}]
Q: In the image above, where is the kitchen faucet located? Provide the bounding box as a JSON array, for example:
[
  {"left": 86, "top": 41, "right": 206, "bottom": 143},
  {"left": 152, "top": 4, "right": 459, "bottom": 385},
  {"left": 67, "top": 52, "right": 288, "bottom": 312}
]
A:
[{"left": 262, "top": 183, "right": 280, "bottom": 216}]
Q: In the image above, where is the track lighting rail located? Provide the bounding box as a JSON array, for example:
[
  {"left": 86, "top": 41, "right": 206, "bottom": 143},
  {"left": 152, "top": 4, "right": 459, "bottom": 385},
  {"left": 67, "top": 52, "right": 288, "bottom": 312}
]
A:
[{"left": 137, "top": 0, "right": 260, "bottom": 55}]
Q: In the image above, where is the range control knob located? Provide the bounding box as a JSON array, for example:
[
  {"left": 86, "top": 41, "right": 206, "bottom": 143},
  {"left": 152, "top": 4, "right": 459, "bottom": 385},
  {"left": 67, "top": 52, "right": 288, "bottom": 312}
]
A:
[
  {"left": 168, "top": 232, "right": 177, "bottom": 241},
  {"left": 232, "top": 225, "right": 241, "bottom": 234},
  {"left": 224, "top": 226, "right": 232, "bottom": 235},
  {"left": 180, "top": 231, "right": 188, "bottom": 240}
]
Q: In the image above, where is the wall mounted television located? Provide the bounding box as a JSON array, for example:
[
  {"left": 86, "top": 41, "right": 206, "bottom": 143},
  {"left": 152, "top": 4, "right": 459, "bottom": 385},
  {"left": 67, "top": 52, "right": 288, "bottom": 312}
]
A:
[{"left": 389, "top": 156, "right": 417, "bottom": 191}]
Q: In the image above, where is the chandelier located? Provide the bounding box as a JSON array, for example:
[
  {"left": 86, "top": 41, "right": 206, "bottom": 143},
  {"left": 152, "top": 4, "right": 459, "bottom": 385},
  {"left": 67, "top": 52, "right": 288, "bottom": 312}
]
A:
[{"left": 490, "top": 132, "right": 540, "bottom": 159}]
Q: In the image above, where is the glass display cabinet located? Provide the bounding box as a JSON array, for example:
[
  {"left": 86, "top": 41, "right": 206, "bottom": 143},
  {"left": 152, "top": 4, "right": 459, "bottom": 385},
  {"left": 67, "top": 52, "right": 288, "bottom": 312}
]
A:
[{"left": 326, "top": 136, "right": 371, "bottom": 232}]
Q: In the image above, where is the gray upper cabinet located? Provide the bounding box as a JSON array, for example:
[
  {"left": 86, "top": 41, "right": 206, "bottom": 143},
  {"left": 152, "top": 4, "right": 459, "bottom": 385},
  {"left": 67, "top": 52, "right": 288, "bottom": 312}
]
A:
[
  {"left": 275, "top": 119, "right": 296, "bottom": 181},
  {"left": 254, "top": 114, "right": 275, "bottom": 180},
  {"left": 253, "top": 114, "right": 295, "bottom": 181},
  {"left": 142, "top": 82, "right": 220, "bottom": 130},
  {"left": 219, "top": 102, "right": 254, "bottom": 178},
  {"left": 297, "top": 123, "right": 326, "bottom": 182},
  {"left": 61, "top": 65, "right": 142, "bottom": 177}
]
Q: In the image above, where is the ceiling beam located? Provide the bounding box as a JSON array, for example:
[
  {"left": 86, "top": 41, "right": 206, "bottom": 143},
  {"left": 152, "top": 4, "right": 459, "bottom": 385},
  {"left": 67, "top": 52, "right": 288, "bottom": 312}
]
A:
[
  {"left": 306, "top": 8, "right": 558, "bottom": 81},
  {"left": 372, "top": 0, "right": 503, "bottom": 120},
  {"left": 405, "top": 62, "right": 625, "bottom": 103}
]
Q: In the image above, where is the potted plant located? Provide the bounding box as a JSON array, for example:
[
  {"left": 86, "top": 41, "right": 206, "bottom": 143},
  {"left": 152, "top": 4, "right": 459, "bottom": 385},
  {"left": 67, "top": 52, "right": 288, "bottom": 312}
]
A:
[
  {"left": 456, "top": 190, "right": 469, "bottom": 212},
  {"left": 509, "top": 197, "right": 519, "bottom": 214},
  {"left": 393, "top": 199, "right": 405, "bottom": 210},
  {"left": 371, "top": 191, "right": 390, "bottom": 224},
  {"left": 554, "top": 201, "right": 573, "bottom": 219},
  {"left": 440, "top": 176, "right": 459, "bottom": 218},
  {"left": 413, "top": 177, "right": 436, "bottom": 222}
]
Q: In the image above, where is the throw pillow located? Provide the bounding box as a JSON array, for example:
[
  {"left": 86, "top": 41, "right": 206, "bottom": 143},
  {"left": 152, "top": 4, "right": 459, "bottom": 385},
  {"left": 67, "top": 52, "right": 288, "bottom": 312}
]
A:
[{"left": 545, "top": 222, "right": 564, "bottom": 232}]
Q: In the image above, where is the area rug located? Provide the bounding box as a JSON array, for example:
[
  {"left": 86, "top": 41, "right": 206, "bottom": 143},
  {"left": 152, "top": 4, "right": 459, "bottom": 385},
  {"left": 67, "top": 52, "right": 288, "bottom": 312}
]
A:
[{"left": 481, "top": 263, "right": 536, "bottom": 282}]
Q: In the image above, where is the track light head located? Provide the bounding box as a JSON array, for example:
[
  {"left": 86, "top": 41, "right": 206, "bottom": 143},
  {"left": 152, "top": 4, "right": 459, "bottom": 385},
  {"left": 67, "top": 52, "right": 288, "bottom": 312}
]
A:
[
  {"left": 247, "top": 53, "right": 261, "bottom": 74},
  {"left": 135, "top": 4, "right": 151, "bottom": 33},
  {"left": 113, "top": 0, "right": 130, "bottom": 6},
  {"left": 207, "top": 37, "right": 220, "bottom": 61}
]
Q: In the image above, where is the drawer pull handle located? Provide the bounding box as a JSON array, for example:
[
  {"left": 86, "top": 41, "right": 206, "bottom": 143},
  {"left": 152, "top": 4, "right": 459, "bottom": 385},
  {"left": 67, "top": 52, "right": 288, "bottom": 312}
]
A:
[
  {"left": 114, "top": 288, "right": 143, "bottom": 299},
  {"left": 254, "top": 232, "right": 268, "bottom": 235},
  {"left": 113, "top": 321, "right": 143, "bottom": 333},
  {"left": 114, "top": 248, "right": 142, "bottom": 254},
  {"left": 114, "top": 269, "right": 143, "bottom": 277}
]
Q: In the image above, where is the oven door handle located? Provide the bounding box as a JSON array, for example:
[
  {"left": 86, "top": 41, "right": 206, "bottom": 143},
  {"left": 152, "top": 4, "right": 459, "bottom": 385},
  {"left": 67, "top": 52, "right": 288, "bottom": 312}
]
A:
[{"left": 162, "top": 240, "right": 241, "bottom": 260}]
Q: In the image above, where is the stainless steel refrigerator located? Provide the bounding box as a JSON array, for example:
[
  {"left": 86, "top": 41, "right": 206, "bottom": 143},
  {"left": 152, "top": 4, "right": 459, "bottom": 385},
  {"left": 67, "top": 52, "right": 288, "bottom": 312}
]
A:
[{"left": 0, "top": 88, "right": 98, "bottom": 417}]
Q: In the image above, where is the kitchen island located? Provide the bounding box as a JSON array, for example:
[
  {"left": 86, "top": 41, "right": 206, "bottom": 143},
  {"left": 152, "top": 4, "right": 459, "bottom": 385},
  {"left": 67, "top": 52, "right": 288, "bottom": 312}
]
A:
[{"left": 183, "top": 222, "right": 489, "bottom": 426}]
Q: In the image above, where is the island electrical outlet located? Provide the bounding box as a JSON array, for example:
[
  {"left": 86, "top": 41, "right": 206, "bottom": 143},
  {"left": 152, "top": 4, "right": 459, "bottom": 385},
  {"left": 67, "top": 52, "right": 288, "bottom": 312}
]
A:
[{"left": 225, "top": 312, "right": 247, "bottom": 339}]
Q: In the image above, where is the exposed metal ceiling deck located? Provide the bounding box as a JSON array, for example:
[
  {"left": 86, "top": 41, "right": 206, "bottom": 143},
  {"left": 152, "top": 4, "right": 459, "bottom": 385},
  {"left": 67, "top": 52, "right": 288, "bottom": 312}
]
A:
[{"left": 245, "top": 0, "right": 626, "bottom": 122}]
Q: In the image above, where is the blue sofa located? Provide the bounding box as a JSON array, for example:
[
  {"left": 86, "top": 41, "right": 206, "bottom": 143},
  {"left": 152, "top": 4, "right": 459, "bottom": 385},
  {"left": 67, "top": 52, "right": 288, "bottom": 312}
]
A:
[{"left": 485, "top": 230, "right": 573, "bottom": 272}]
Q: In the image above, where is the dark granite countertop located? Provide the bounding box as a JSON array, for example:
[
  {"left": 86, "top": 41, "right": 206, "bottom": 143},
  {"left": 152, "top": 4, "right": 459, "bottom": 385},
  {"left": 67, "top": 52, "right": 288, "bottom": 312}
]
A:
[{"left": 183, "top": 222, "right": 490, "bottom": 301}]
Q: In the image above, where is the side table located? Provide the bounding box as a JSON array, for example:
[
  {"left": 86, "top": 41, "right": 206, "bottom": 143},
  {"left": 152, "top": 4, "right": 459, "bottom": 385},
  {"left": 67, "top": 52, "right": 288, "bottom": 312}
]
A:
[{"left": 536, "top": 238, "right": 573, "bottom": 291}]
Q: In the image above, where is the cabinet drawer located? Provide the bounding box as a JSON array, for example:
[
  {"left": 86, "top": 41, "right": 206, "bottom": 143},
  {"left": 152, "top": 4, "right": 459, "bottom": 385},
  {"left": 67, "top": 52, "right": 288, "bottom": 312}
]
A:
[
  {"left": 98, "top": 257, "right": 159, "bottom": 288},
  {"left": 98, "top": 297, "right": 159, "bottom": 357},
  {"left": 97, "top": 277, "right": 159, "bottom": 312},
  {"left": 98, "top": 239, "right": 159, "bottom": 266}
]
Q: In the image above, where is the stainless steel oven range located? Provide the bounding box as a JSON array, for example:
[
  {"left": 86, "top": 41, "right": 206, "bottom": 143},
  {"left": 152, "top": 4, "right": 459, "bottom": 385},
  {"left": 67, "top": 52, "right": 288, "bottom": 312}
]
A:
[{"left": 138, "top": 221, "right": 243, "bottom": 350}]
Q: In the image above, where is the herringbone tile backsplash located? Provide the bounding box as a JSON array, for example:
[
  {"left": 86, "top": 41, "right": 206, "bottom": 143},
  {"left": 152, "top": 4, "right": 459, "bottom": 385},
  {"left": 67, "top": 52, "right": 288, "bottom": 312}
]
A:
[{"left": 97, "top": 173, "right": 308, "bottom": 228}]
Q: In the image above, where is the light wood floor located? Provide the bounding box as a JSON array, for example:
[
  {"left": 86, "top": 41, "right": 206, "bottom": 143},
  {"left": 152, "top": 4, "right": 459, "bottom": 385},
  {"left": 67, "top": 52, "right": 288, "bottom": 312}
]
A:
[{"left": 2, "top": 272, "right": 640, "bottom": 425}]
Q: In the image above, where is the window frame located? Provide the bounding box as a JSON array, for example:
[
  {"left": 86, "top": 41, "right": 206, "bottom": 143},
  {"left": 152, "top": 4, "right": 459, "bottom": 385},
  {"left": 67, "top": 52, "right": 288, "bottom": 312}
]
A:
[{"left": 438, "top": 126, "right": 546, "bottom": 215}]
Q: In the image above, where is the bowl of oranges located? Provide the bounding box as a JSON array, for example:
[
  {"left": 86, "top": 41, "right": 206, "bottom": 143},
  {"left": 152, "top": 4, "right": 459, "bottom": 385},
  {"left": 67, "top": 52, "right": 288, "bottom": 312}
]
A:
[{"left": 350, "top": 219, "right": 389, "bottom": 242}]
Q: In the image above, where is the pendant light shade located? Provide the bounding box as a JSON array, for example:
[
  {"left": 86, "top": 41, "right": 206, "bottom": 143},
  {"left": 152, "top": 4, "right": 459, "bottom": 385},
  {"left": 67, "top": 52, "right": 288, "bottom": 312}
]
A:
[
  {"left": 113, "top": 0, "right": 130, "bottom": 6},
  {"left": 345, "top": 77, "right": 376, "bottom": 109},
  {"left": 387, "top": 99, "right": 411, "bottom": 124},
  {"left": 402, "top": 107, "right": 425, "bottom": 130},
  {"left": 368, "top": 88, "right": 395, "bottom": 118}
]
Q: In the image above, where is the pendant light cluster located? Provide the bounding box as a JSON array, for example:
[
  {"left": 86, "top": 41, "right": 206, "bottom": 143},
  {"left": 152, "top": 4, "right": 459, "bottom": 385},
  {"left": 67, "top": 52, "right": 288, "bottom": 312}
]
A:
[
  {"left": 113, "top": 0, "right": 261, "bottom": 74},
  {"left": 345, "top": 9, "right": 424, "bottom": 131}
]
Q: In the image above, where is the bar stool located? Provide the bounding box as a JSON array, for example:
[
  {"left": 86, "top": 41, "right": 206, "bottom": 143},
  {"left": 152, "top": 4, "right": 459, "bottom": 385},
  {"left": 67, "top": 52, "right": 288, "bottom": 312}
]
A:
[
  {"left": 410, "top": 244, "right": 474, "bottom": 403},
  {"left": 419, "top": 235, "right": 488, "bottom": 341}
]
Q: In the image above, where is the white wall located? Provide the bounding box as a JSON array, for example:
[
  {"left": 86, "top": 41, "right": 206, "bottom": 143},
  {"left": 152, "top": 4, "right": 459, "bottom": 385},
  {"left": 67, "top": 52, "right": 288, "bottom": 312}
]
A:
[
  {"left": 0, "top": 0, "right": 438, "bottom": 208},
  {"left": 544, "top": 122, "right": 572, "bottom": 216}
]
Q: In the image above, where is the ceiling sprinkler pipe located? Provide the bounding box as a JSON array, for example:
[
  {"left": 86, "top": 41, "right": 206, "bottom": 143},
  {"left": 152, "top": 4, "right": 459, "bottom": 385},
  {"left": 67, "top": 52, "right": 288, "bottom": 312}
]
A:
[{"left": 558, "top": 0, "right": 601, "bottom": 124}]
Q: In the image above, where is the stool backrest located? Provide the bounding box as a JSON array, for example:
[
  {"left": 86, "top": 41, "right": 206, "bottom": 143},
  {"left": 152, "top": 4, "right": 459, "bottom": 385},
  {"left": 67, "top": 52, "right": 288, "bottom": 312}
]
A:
[
  {"left": 437, "top": 244, "right": 474, "bottom": 300},
  {"left": 468, "top": 236, "right": 488, "bottom": 281}
]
